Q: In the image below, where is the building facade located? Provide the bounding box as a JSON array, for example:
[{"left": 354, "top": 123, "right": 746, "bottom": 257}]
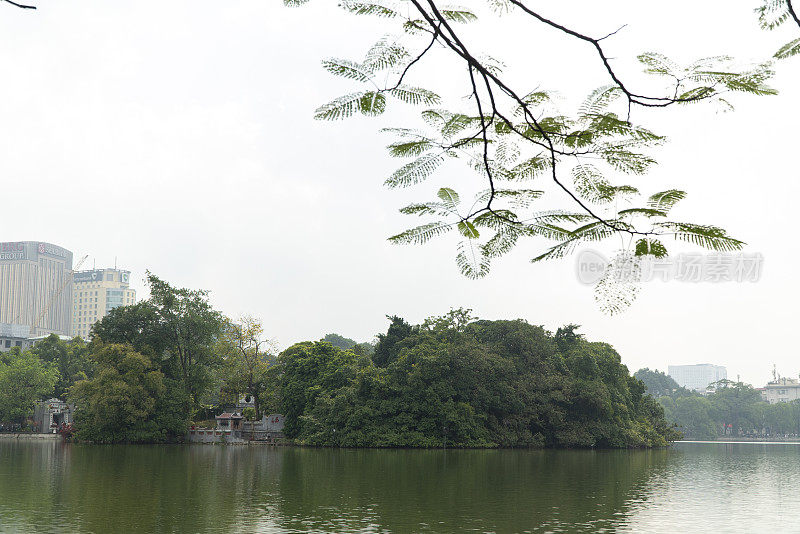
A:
[
  {"left": 0, "top": 241, "right": 73, "bottom": 338},
  {"left": 668, "top": 364, "right": 728, "bottom": 392},
  {"left": 72, "top": 268, "right": 136, "bottom": 339},
  {"left": 761, "top": 377, "right": 800, "bottom": 404}
]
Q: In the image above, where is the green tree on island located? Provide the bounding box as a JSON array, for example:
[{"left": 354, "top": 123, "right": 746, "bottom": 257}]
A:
[
  {"left": 633, "top": 368, "right": 680, "bottom": 399},
  {"left": 273, "top": 312, "right": 680, "bottom": 448},
  {"left": 92, "top": 272, "right": 224, "bottom": 408},
  {"left": 69, "top": 344, "right": 189, "bottom": 444},
  {"left": 0, "top": 350, "right": 58, "bottom": 426},
  {"left": 29, "top": 334, "right": 93, "bottom": 399},
  {"left": 217, "top": 316, "right": 277, "bottom": 420}
]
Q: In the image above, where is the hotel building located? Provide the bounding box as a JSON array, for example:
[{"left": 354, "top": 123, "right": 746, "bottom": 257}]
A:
[
  {"left": 0, "top": 241, "right": 73, "bottom": 339},
  {"left": 72, "top": 268, "right": 136, "bottom": 339}
]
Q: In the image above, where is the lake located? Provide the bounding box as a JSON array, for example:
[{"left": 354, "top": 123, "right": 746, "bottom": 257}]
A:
[{"left": 0, "top": 440, "right": 796, "bottom": 533}]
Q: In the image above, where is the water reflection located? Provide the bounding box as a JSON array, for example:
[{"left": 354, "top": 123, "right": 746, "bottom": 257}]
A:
[{"left": 0, "top": 441, "right": 797, "bottom": 533}]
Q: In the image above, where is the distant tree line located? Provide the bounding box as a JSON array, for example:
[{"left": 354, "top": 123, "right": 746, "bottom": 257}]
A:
[{"left": 634, "top": 369, "right": 800, "bottom": 440}]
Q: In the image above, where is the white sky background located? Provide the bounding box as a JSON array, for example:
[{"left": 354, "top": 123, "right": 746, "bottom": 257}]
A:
[{"left": 0, "top": 0, "right": 796, "bottom": 386}]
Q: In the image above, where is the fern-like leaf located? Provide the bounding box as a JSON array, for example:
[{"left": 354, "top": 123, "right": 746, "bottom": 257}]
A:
[
  {"left": 314, "top": 92, "right": 367, "bottom": 120},
  {"left": 387, "top": 139, "right": 434, "bottom": 158},
  {"left": 389, "top": 86, "right": 441, "bottom": 106},
  {"left": 655, "top": 222, "right": 745, "bottom": 251},
  {"left": 437, "top": 187, "right": 461, "bottom": 210},
  {"left": 457, "top": 220, "right": 480, "bottom": 239},
  {"left": 441, "top": 8, "right": 478, "bottom": 23},
  {"left": 385, "top": 153, "right": 445, "bottom": 188},
  {"left": 359, "top": 92, "right": 387, "bottom": 116},
  {"left": 321, "top": 58, "right": 373, "bottom": 81},
  {"left": 389, "top": 221, "right": 452, "bottom": 244},
  {"left": 647, "top": 189, "right": 686, "bottom": 212},
  {"left": 456, "top": 240, "right": 491, "bottom": 278},
  {"left": 340, "top": 0, "right": 400, "bottom": 18},
  {"left": 775, "top": 38, "right": 800, "bottom": 59}
]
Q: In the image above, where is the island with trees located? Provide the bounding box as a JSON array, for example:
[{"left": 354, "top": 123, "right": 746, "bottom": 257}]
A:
[{"left": 0, "top": 275, "right": 682, "bottom": 448}]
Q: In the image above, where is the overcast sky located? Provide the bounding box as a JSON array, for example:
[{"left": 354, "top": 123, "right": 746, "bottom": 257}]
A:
[{"left": 1, "top": 0, "right": 797, "bottom": 386}]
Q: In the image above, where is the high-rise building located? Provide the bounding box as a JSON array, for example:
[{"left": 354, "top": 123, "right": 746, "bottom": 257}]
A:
[
  {"left": 72, "top": 268, "right": 136, "bottom": 339},
  {"left": 668, "top": 364, "right": 727, "bottom": 392},
  {"left": 0, "top": 241, "right": 73, "bottom": 338}
]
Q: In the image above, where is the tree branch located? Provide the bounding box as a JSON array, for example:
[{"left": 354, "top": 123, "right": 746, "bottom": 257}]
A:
[
  {"left": 788, "top": 0, "right": 800, "bottom": 29},
  {"left": 2, "top": 0, "right": 36, "bottom": 8}
]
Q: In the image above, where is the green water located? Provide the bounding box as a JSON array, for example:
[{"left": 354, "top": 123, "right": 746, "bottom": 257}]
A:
[{"left": 0, "top": 441, "right": 797, "bottom": 533}]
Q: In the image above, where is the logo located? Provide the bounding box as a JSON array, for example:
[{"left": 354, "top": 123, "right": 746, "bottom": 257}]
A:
[
  {"left": 38, "top": 243, "right": 68, "bottom": 259},
  {"left": 575, "top": 249, "right": 608, "bottom": 285}
]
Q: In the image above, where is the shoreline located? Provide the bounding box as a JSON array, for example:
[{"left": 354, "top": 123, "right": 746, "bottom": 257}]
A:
[
  {"left": 680, "top": 438, "right": 800, "bottom": 444},
  {"left": 0, "top": 433, "right": 61, "bottom": 441}
]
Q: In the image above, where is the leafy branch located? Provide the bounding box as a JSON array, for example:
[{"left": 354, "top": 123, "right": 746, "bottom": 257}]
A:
[{"left": 758, "top": 0, "right": 800, "bottom": 58}]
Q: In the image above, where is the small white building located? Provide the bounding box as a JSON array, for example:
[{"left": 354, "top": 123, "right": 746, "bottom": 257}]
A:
[
  {"left": 761, "top": 377, "right": 800, "bottom": 404},
  {"left": 33, "top": 398, "right": 73, "bottom": 433}
]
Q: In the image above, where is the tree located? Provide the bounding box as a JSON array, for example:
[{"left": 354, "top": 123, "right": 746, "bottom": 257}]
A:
[
  {"left": 219, "top": 316, "right": 276, "bottom": 419},
  {"left": 321, "top": 333, "right": 359, "bottom": 351},
  {"left": 273, "top": 341, "right": 361, "bottom": 438},
  {"left": 29, "top": 335, "right": 93, "bottom": 399},
  {"left": 0, "top": 351, "right": 58, "bottom": 425},
  {"left": 634, "top": 368, "right": 680, "bottom": 399},
  {"left": 279, "top": 313, "right": 679, "bottom": 448},
  {"left": 283, "top": 0, "right": 798, "bottom": 311},
  {"left": 69, "top": 344, "right": 189, "bottom": 443},
  {"left": 92, "top": 273, "right": 224, "bottom": 408},
  {"left": 373, "top": 315, "right": 414, "bottom": 366}
]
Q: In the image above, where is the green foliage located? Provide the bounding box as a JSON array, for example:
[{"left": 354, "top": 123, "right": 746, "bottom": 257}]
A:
[
  {"left": 92, "top": 272, "right": 224, "bottom": 406},
  {"left": 282, "top": 0, "right": 789, "bottom": 315},
  {"left": 756, "top": 0, "right": 800, "bottom": 58},
  {"left": 270, "top": 312, "right": 679, "bottom": 448},
  {"left": 648, "top": 376, "right": 800, "bottom": 439},
  {"left": 321, "top": 333, "right": 359, "bottom": 350},
  {"left": 321, "top": 333, "right": 376, "bottom": 356},
  {"left": 0, "top": 351, "right": 58, "bottom": 424},
  {"left": 216, "top": 316, "right": 276, "bottom": 419},
  {"left": 70, "top": 344, "right": 190, "bottom": 444},
  {"left": 633, "top": 368, "right": 680, "bottom": 398},
  {"left": 273, "top": 341, "right": 361, "bottom": 438},
  {"left": 29, "top": 334, "right": 93, "bottom": 399}
]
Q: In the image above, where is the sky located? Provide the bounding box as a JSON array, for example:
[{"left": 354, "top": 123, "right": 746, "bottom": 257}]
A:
[{"left": 0, "top": 0, "right": 797, "bottom": 386}]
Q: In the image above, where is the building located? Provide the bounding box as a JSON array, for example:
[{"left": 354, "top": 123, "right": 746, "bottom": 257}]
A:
[
  {"left": 33, "top": 398, "right": 74, "bottom": 433},
  {"left": 668, "top": 364, "right": 727, "bottom": 392},
  {"left": 72, "top": 268, "right": 136, "bottom": 339},
  {"left": 0, "top": 323, "right": 36, "bottom": 353},
  {"left": 0, "top": 241, "right": 73, "bottom": 339},
  {"left": 761, "top": 377, "right": 800, "bottom": 404}
]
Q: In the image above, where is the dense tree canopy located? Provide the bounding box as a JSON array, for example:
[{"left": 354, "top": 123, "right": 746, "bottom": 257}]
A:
[
  {"left": 633, "top": 368, "right": 680, "bottom": 399},
  {"left": 0, "top": 350, "right": 58, "bottom": 425},
  {"left": 29, "top": 334, "right": 93, "bottom": 399},
  {"left": 69, "top": 344, "right": 189, "bottom": 444},
  {"left": 273, "top": 313, "right": 679, "bottom": 448},
  {"left": 92, "top": 273, "right": 224, "bottom": 406}
]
